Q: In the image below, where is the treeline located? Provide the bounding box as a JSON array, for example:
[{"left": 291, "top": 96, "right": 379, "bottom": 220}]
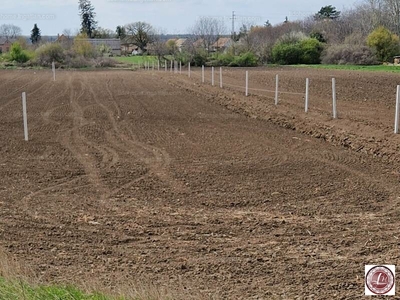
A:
[
  {"left": 232, "top": 1, "right": 400, "bottom": 65},
  {"left": 119, "top": 1, "right": 400, "bottom": 66}
]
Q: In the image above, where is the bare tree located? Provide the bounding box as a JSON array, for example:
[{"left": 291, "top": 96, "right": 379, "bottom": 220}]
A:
[
  {"left": 125, "top": 22, "right": 155, "bottom": 52},
  {"left": 383, "top": 0, "right": 400, "bottom": 33},
  {"left": 93, "top": 27, "right": 114, "bottom": 38},
  {"left": 62, "top": 29, "right": 73, "bottom": 39},
  {"left": 191, "top": 17, "right": 227, "bottom": 53},
  {"left": 149, "top": 28, "right": 168, "bottom": 60},
  {"left": 0, "top": 24, "right": 22, "bottom": 39}
]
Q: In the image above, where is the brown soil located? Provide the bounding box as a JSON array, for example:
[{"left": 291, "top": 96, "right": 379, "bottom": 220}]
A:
[{"left": 1, "top": 68, "right": 400, "bottom": 299}]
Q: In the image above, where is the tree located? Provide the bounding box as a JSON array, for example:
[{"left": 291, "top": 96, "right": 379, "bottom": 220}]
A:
[
  {"left": 125, "top": 22, "right": 155, "bottom": 52},
  {"left": 93, "top": 27, "right": 114, "bottom": 38},
  {"left": 367, "top": 26, "right": 400, "bottom": 61},
  {"left": 9, "top": 42, "right": 30, "bottom": 63},
  {"left": 264, "top": 20, "right": 272, "bottom": 27},
  {"left": 73, "top": 33, "right": 96, "bottom": 58},
  {"left": 62, "top": 28, "right": 72, "bottom": 39},
  {"left": 310, "top": 30, "right": 327, "bottom": 43},
  {"left": 30, "top": 24, "right": 41, "bottom": 44},
  {"left": 78, "top": 0, "right": 97, "bottom": 38},
  {"left": 150, "top": 37, "right": 168, "bottom": 60},
  {"left": 116, "top": 26, "right": 126, "bottom": 39},
  {"left": 191, "top": 17, "right": 227, "bottom": 53},
  {"left": 0, "top": 24, "right": 22, "bottom": 39},
  {"left": 315, "top": 5, "right": 341, "bottom": 20}
]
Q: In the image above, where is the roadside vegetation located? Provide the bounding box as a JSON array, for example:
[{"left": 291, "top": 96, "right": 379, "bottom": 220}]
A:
[
  {"left": 0, "top": 248, "right": 194, "bottom": 300},
  {"left": 0, "top": 278, "right": 113, "bottom": 300}
]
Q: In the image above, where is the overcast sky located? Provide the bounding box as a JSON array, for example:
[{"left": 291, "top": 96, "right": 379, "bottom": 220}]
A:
[{"left": 1, "top": 0, "right": 354, "bottom": 36}]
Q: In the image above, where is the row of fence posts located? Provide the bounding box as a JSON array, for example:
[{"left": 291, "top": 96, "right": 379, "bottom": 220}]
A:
[
  {"left": 138, "top": 60, "right": 400, "bottom": 135},
  {"left": 198, "top": 65, "right": 338, "bottom": 119},
  {"left": 24, "top": 60, "right": 398, "bottom": 141},
  {"left": 17, "top": 61, "right": 400, "bottom": 142}
]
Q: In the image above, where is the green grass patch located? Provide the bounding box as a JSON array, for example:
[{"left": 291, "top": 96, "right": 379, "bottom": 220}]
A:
[
  {"left": 0, "top": 277, "right": 120, "bottom": 300},
  {"left": 114, "top": 56, "right": 159, "bottom": 65},
  {"left": 294, "top": 64, "right": 400, "bottom": 73}
]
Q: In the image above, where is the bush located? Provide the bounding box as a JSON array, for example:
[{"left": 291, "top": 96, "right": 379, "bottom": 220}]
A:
[
  {"left": 63, "top": 50, "right": 88, "bottom": 68},
  {"left": 367, "top": 26, "right": 400, "bottom": 62},
  {"left": 92, "top": 57, "right": 117, "bottom": 68},
  {"left": 73, "top": 34, "right": 96, "bottom": 58},
  {"left": 321, "top": 44, "right": 378, "bottom": 65},
  {"left": 272, "top": 38, "right": 324, "bottom": 65},
  {"left": 272, "top": 42, "right": 302, "bottom": 64},
  {"left": 96, "top": 44, "right": 112, "bottom": 57},
  {"left": 9, "top": 43, "right": 31, "bottom": 63},
  {"left": 35, "top": 43, "right": 65, "bottom": 66},
  {"left": 229, "top": 52, "right": 258, "bottom": 67},
  {"left": 207, "top": 53, "right": 235, "bottom": 66},
  {"left": 192, "top": 49, "right": 208, "bottom": 66},
  {"left": 300, "top": 38, "right": 324, "bottom": 64},
  {"left": 217, "top": 53, "right": 235, "bottom": 65}
]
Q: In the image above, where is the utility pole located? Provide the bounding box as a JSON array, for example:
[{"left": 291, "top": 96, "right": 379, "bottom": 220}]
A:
[{"left": 231, "top": 11, "right": 236, "bottom": 40}]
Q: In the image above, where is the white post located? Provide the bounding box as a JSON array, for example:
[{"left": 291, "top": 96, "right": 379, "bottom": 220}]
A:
[
  {"left": 202, "top": 65, "right": 205, "bottom": 83},
  {"left": 152, "top": 61, "right": 154, "bottom": 71},
  {"left": 212, "top": 67, "right": 215, "bottom": 86},
  {"left": 188, "top": 62, "right": 191, "bottom": 78},
  {"left": 22, "top": 92, "right": 28, "bottom": 141},
  {"left": 332, "top": 78, "right": 337, "bottom": 119},
  {"left": 179, "top": 62, "right": 182, "bottom": 74},
  {"left": 157, "top": 60, "right": 160, "bottom": 71},
  {"left": 170, "top": 60, "right": 173, "bottom": 73},
  {"left": 52, "top": 61, "right": 55, "bottom": 81},
  {"left": 275, "top": 74, "right": 279, "bottom": 105},
  {"left": 395, "top": 85, "right": 400, "bottom": 134},
  {"left": 220, "top": 67, "right": 223, "bottom": 88},
  {"left": 305, "top": 78, "right": 309, "bottom": 113},
  {"left": 165, "top": 61, "right": 167, "bottom": 72},
  {"left": 245, "top": 71, "right": 249, "bottom": 96},
  {"left": 175, "top": 61, "right": 178, "bottom": 74}
]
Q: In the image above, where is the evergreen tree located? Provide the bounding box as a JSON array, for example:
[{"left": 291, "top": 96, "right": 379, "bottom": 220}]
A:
[
  {"left": 30, "top": 23, "right": 41, "bottom": 44},
  {"left": 116, "top": 25, "right": 126, "bottom": 39},
  {"left": 78, "top": 0, "right": 97, "bottom": 38},
  {"left": 314, "top": 5, "right": 341, "bottom": 20}
]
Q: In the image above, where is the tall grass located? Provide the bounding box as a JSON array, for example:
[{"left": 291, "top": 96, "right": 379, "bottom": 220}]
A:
[{"left": 0, "top": 248, "right": 201, "bottom": 300}]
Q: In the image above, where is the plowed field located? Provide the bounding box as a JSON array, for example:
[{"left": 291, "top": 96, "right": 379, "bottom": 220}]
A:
[{"left": 1, "top": 68, "right": 400, "bottom": 299}]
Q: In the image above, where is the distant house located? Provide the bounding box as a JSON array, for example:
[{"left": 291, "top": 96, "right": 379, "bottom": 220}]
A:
[
  {"left": 175, "top": 38, "right": 190, "bottom": 52},
  {"left": 56, "top": 34, "right": 69, "bottom": 43},
  {"left": 56, "top": 34, "right": 73, "bottom": 48},
  {"left": 0, "top": 37, "right": 15, "bottom": 53},
  {"left": 212, "top": 37, "right": 234, "bottom": 53},
  {"left": 193, "top": 38, "right": 205, "bottom": 49}
]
